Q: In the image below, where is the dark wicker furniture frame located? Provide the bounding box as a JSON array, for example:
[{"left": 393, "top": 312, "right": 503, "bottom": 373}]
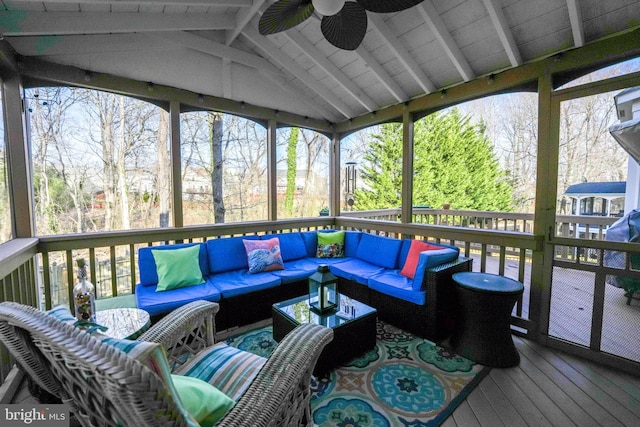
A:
[
  {"left": 337, "top": 257, "right": 473, "bottom": 341},
  {"left": 272, "top": 294, "right": 377, "bottom": 376}
]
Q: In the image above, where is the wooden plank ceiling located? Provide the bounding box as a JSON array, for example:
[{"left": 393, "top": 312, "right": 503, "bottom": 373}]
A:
[{"left": 1, "top": 0, "right": 639, "bottom": 124}]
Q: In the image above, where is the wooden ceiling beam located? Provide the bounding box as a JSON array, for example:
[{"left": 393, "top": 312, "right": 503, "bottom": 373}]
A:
[
  {"left": 306, "top": 15, "right": 408, "bottom": 105},
  {"left": 154, "top": 31, "right": 337, "bottom": 121},
  {"left": 566, "top": 0, "right": 585, "bottom": 47},
  {"left": 355, "top": 45, "right": 408, "bottom": 103},
  {"left": 149, "top": 31, "right": 286, "bottom": 77},
  {"left": 368, "top": 14, "right": 436, "bottom": 94},
  {"left": 8, "top": 33, "right": 166, "bottom": 56},
  {"left": 282, "top": 31, "right": 378, "bottom": 112},
  {"left": 6, "top": 0, "right": 251, "bottom": 6},
  {"left": 226, "top": 0, "right": 266, "bottom": 46},
  {"left": 0, "top": 11, "right": 235, "bottom": 36},
  {"left": 17, "top": 55, "right": 334, "bottom": 133},
  {"left": 417, "top": 1, "right": 474, "bottom": 81},
  {"left": 242, "top": 25, "right": 355, "bottom": 120},
  {"left": 482, "top": 0, "right": 523, "bottom": 67},
  {"left": 259, "top": 70, "right": 339, "bottom": 122}
]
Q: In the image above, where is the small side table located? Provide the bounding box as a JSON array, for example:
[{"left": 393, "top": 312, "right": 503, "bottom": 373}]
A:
[
  {"left": 96, "top": 308, "right": 151, "bottom": 340},
  {"left": 450, "top": 272, "right": 524, "bottom": 368}
]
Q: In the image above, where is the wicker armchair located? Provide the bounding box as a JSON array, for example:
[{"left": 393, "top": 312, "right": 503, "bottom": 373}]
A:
[{"left": 0, "top": 301, "right": 333, "bottom": 426}]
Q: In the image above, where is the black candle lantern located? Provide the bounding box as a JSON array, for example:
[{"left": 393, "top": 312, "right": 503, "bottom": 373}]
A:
[{"left": 309, "top": 264, "right": 338, "bottom": 313}]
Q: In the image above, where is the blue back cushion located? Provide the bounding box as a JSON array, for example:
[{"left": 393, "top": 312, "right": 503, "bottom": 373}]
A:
[
  {"left": 263, "top": 232, "right": 307, "bottom": 262},
  {"left": 139, "top": 243, "right": 209, "bottom": 287},
  {"left": 300, "top": 231, "right": 318, "bottom": 257},
  {"left": 355, "top": 233, "right": 402, "bottom": 269},
  {"left": 344, "top": 231, "right": 362, "bottom": 257},
  {"left": 207, "top": 236, "right": 259, "bottom": 274}
]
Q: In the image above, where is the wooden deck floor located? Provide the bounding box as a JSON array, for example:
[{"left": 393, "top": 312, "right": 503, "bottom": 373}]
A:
[
  {"left": 10, "top": 333, "right": 640, "bottom": 426},
  {"left": 445, "top": 335, "right": 640, "bottom": 427},
  {"left": 469, "top": 253, "right": 640, "bottom": 363}
]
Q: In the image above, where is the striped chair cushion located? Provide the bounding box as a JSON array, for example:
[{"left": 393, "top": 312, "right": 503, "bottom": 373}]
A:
[
  {"left": 100, "top": 336, "right": 201, "bottom": 426},
  {"left": 173, "top": 342, "right": 266, "bottom": 401}
]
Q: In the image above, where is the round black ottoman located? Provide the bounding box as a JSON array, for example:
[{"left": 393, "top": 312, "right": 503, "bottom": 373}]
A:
[{"left": 450, "top": 272, "right": 524, "bottom": 368}]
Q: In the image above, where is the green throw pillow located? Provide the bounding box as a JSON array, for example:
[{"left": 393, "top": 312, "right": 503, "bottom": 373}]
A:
[
  {"left": 171, "top": 374, "right": 235, "bottom": 426},
  {"left": 152, "top": 245, "right": 204, "bottom": 292},
  {"left": 317, "top": 230, "right": 345, "bottom": 258}
]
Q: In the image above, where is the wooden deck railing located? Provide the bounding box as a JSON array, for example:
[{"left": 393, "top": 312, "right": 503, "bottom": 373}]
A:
[
  {"left": 342, "top": 208, "right": 618, "bottom": 239},
  {"left": 1, "top": 212, "right": 637, "bottom": 383}
]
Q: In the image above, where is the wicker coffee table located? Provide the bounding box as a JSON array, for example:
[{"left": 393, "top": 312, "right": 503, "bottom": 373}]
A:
[{"left": 272, "top": 294, "right": 377, "bottom": 376}]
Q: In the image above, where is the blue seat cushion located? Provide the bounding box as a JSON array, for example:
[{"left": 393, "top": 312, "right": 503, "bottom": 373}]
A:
[
  {"left": 263, "top": 232, "right": 307, "bottom": 262},
  {"left": 271, "top": 258, "right": 319, "bottom": 283},
  {"left": 138, "top": 243, "right": 209, "bottom": 287},
  {"left": 368, "top": 271, "right": 426, "bottom": 305},
  {"left": 135, "top": 279, "right": 221, "bottom": 317},
  {"left": 329, "top": 258, "right": 385, "bottom": 285},
  {"left": 207, "top": 236, "right": 259, "bottom": 274},
  {"left": 355, "top": 233, "right": 402, "bottom": 269},
  {"left": 211, "top": 270, "right": 281, "bottom": 298}
]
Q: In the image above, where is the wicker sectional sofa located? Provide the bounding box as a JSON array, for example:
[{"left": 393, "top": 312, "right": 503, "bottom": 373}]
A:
[{"left": 135, "top": 230, "right": 472, "bottom": 340}]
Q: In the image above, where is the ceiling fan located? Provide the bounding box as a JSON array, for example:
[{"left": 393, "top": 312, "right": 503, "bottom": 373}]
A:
[{"left": 259, "top": 0, "right": 426, "bottom": 50}]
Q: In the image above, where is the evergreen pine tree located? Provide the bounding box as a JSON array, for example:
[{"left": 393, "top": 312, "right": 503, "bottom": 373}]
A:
[{"left": 354, "top": 109, "right": 513, "bottom": 211}]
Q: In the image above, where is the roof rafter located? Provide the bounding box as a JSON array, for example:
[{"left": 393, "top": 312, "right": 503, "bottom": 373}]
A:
[
  {"left": 258, "top": 70, "right": 339, "bottom": 122},
  {"left": 5, "top": 0, "right": 251, "bottom": 5},
  {"left": 226, "top": 0, "right": 266, "bottom": 46},
  {"left": 355, "top": 45, "right": 408, "bottom": 103},
  {"left": 482, "top": 0, "right": 522, "bottom": 67},
  {"left": 0, "top": 11, "right": 235, "bottom": 36},
  {"left": 8, "top": 33, "right": 167, "bottom": 56},
  {"left": 282, "top": 31, "right": 378, "bottom": 112},
  {"left": 242, "top": 26, "right": 355, "bottom": 120},
  {"left": 307, "top": 15, "right": 408, "bottom": 104},
  {"left": 149, "top": 31, "right": 286, "bottom": 77},
  {"left": 417, "top": 1, "right": 474, "bottom": 81},
  {"left": 154, "top": 31, "right": 339, "bottom": 119},
  {"left": 566, "top": 0, "right": 585, "bottom": 47},
  {"left": 368, "top": 14, "right": 436, "bottom": 94}
]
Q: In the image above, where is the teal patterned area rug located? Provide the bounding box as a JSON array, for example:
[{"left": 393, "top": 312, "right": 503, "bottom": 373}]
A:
[{"left": 225, "top": 321, "right": 490, "bottom": 427}]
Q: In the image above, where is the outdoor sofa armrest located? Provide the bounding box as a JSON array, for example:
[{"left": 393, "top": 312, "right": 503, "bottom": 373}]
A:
[
  {"left": 137, "top": 299, "right": 219, "bottom": 367},
  {"left": 217, "top": 322, "right": 334, "bottom": 427}
]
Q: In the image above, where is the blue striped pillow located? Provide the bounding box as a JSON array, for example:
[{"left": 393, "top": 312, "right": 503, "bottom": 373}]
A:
[{"left": 173, "top": 342, "right": 266, "bottom": 401}]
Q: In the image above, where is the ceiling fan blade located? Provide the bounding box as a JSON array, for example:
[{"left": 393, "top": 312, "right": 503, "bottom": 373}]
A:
[
  {"left": 357, "top": 0, "right": 425, "bottom": 14},
  {"left": 259, "top": 0, "right": 314, "bottom": 35},
  {"left": 321, "top": 2, "right": 367, "bottom": 50}
]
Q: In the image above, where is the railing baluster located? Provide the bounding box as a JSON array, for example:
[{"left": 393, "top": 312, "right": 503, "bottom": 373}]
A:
[
  {"left": 110, "top": 246, "right": 118, "bottom": 298},
  {"left": 66, "top": 249, "right": 74, "bottom": 311},
  {"left": 130, "top": 243, "right": 136, "bottom": 293}
]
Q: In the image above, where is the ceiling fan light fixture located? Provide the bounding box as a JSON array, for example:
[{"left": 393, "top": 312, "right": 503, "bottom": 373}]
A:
[{"left": 312, "top": 0, "right": 345, "bottom": 16}]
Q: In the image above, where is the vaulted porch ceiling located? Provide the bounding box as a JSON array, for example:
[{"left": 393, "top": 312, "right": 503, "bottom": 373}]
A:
[{"left": 1, "top": 0, "right": 640, "bottom": 125}]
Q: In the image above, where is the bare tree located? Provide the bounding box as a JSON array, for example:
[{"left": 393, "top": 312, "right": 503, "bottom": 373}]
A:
[
  {"left": 157, "top": 110, "right": 171, "bottom": 227},
  {"left": 210, "top": 112, "right": 225, "bottom": 223},
  {"left": 29, "top": 87, "right": 89, "bottom": 234}
]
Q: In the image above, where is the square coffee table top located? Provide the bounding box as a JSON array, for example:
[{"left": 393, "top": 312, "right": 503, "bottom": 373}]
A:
[{"left": 273, "top": 293, "right": 376, "bottom": 329}]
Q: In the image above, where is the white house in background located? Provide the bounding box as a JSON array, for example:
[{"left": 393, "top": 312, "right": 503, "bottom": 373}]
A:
[
  {"left": 564, "top": 181, "right": 626, "bottom": 218},
  {"left": 611, "top": 87, "right": 640, "bottom": 214}
]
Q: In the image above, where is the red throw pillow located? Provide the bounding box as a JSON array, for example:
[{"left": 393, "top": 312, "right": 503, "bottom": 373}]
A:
[{"left": 399, "top": 241, "right": 443, "bottom": 279}]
